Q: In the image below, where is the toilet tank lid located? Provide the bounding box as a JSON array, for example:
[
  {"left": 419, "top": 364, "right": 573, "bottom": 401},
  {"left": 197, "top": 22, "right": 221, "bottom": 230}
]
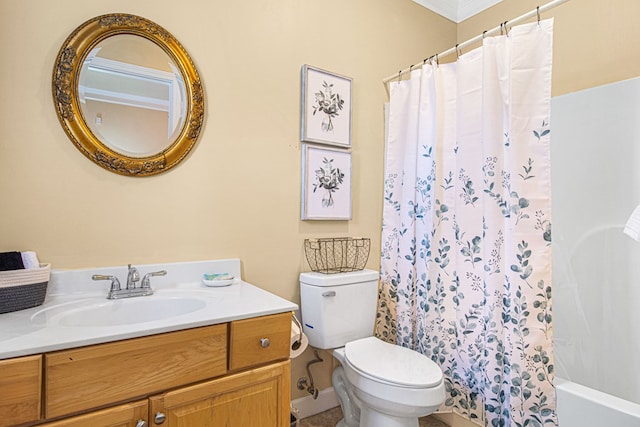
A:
[{"left": 299, "top": 269, "right": 379, "bottom": 286}]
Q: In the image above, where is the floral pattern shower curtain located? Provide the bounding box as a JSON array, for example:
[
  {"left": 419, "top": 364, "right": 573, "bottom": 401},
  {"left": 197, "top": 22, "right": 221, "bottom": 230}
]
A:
[{"left": 377, "top": 20, "right": 556, "bottom": 426}]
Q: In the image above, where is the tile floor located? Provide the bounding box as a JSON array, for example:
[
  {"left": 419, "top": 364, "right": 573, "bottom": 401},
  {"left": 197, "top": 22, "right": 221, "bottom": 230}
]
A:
[{"left": 298, "top": 406, "right": 448, "bottom": 427}]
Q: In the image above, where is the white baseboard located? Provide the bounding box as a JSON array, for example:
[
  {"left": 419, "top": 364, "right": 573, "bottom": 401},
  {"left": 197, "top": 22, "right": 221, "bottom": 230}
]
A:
[{"left": 291, "top": 387, "right": 339, "bottom": 420}]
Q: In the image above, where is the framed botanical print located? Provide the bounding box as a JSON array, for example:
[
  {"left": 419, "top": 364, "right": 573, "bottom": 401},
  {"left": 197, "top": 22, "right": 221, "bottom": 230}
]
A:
[
  {"left": 301, "top": 65, "right": 352, "bottom": 148},
  {"left": 301, "top": 144, "right": 352, "bottom": 220}
]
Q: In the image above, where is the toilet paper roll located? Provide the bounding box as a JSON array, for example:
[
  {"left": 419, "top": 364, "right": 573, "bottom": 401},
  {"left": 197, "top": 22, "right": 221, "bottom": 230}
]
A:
[{"left": 290, "top": 320, "right": 309, "bottom": 358}]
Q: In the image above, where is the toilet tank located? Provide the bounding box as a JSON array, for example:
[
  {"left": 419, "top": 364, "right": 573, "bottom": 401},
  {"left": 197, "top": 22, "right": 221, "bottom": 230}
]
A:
[{"left": 299, "top": 269, "right": 379, "bottom": 349}]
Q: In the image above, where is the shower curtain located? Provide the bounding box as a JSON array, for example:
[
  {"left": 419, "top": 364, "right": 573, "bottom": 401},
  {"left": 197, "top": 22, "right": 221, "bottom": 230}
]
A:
[{"left": 377, "top": 20, "right": 556, "bottom": 426}]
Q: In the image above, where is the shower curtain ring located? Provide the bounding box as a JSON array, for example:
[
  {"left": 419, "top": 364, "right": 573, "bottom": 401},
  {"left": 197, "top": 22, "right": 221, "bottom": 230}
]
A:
[
  {"left": 537, "top": 6, "right": 541, "bottom": 24},
  {"left": 455, "top": 44, "right": 461, "bottom": 59},
  {"left": 398, "top": 70, "right": 401, "bottom": 82}
]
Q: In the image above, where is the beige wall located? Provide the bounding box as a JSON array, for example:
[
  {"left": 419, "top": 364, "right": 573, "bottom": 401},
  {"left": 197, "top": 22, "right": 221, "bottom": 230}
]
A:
[
  {"left": 0, "top": 0, "right": 454, "bottom": 400},
  {"left": 2, "top": 0, "right": 639, "bottom": 404},
  {"left": 458, "top": 0, "right": 640, "bottom": 96},
  {"left": 0, "top": 0, "right": 453, "bottom": 288}
]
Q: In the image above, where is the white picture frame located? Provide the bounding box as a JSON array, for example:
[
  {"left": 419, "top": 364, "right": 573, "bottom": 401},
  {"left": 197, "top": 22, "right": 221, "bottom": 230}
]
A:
[
  {"left": 301, "top": 65, "right": 352, "bottom": 148},
  {"left": 301, "top": 144, "right": 352, "bottom": 220}
]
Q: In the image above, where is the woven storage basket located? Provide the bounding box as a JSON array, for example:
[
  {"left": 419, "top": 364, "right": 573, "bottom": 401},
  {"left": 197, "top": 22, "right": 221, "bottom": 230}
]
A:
[{"left": 0, "top": 264, "right": 51, "bottom": 314}]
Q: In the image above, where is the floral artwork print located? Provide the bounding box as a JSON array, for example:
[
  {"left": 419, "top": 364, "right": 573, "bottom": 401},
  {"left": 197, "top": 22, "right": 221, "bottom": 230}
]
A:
[
  {"left": 301, "top": 144, "right": 351, "bottom": 220},
  {"left": 301, "top": 65, "right": 352, "bottom": 147},
  {"left": 313, "top": 157, "right": 344, "bottom": 207},
  {"left": 377, "top": 21, "right": 556, "bottom": 427},
  {"left": 312, "top": 81, "right": 345, "bottom": 133}
]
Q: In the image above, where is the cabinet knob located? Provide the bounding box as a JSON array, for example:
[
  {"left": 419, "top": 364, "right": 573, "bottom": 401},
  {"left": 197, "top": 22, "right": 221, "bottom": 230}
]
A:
[
  {"left": 136, "top": 421, "right": 148, "bottom": 427},
  {"left": 154, "top": 412, "right": 167, "bottom": 425},
  {"left": 260, "top": 338, "right": 271, "bottom": 348}
]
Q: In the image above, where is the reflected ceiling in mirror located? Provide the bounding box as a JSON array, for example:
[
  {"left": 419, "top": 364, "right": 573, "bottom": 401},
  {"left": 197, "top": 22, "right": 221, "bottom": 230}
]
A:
[
  {"left": 79, "top": 35, "right": 187, "bottom": 157},
  {"left": 53, "top": 14, "right": 204, "bottom": 176}
]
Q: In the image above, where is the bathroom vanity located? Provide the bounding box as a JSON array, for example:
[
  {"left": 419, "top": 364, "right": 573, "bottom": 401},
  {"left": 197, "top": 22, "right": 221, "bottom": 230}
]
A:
[{"left": 0, "top": 259, "right": 297, "bottom": 427}]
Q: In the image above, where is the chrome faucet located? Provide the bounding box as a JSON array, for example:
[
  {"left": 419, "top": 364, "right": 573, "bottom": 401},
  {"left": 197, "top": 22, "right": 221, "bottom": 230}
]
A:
[
  {"left": 126, "top": 264, "right": 140, "bottom": 289},
  {"left": 93, "top": 265, "right": 167, "bottom": 299}
]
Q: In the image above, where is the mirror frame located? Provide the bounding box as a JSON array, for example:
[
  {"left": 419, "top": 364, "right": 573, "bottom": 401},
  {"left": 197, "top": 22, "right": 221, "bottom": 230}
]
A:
[{"left": 53, "top": 14, "right": 204, "bottom": 177}]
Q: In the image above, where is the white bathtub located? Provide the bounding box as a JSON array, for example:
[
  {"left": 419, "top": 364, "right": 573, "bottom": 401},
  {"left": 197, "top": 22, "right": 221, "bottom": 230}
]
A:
[
  {"left": 552, "top": 78, "right": 640, "bottom": 427},
  {"left": 556, "top": 378, "right": 640, "bottom": 427}
]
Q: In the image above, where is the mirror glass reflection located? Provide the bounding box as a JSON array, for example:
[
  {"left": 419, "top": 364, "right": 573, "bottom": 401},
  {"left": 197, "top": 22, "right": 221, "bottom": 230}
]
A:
[{"left": 78, "top": 35, "right": 187, "bottom": 157}]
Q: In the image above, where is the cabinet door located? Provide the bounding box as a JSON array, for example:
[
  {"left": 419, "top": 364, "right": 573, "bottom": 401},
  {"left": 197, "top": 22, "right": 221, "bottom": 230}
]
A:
[
  {"left": 0, "top": 355, "right": 41, "bottom": 427},
  {"left": 149, "top": 360, "right": 290, "bottom": 427},
  {"left": 40, "top": 400, "right": 147, "bottom": 427}
]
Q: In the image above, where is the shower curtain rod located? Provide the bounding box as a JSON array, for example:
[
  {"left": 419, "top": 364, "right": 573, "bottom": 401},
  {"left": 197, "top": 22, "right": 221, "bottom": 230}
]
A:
[{"left": 382, "top": 0, "right": 571, "bottom": 86}]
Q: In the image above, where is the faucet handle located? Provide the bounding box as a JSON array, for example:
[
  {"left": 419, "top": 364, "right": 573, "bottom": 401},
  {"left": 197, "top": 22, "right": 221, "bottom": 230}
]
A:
[
  {"left": 92, "top": 274, "right": 121, "bottom": 292},
  {"left": 141, "top": 270, "right": 167, "bottom": 289}
]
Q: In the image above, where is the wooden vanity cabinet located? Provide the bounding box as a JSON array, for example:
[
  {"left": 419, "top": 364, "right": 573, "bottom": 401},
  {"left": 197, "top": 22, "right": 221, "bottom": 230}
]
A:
[
  {"left": 149, "top": 312, "right": 292, "bottom": 427},
  {"left": 0, "top": 355, "right": 42, "bottom": 426},
  {"left": 1, "top": 311, "right": 292, "bottom": 427}
]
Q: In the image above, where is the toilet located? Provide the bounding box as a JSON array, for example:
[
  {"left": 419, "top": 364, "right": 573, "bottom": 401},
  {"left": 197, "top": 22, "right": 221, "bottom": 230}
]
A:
[{"left": 300, "top": 269, "right": 445, "bottom": 427}]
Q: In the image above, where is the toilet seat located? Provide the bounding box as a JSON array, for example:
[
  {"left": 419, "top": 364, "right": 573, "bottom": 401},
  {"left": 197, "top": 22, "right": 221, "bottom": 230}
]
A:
[{"left": 344, "top": 337, "right": 442, "bottom": 388}]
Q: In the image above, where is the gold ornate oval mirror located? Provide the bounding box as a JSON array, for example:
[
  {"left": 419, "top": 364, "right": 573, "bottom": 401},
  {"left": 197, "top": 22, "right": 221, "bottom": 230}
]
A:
[{"left": 53, "top": 14, "right": 204, "bottom": 176}]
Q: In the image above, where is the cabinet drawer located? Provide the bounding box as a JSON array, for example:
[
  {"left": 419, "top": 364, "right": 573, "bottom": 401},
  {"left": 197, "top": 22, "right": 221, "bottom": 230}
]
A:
[
  {"left": 40, "top": 400, "right": 147, "bottom": 427},
  {"left": 0, "top": 355, "right": 41, "bottom": 427},
  {"left": 45, "top": 324, "right": 227, "bottom": 419},
  {"left": 229, "top": 312, "right": 291, "bottom": 371}
]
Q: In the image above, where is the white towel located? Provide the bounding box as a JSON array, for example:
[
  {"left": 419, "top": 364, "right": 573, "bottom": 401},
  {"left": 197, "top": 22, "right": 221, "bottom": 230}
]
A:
[
  {"left": 20, "top": 251, "right": 40, "bottom": 269},
  {"left": 624, "top": 205, "right": 640, "bottom": 241}
]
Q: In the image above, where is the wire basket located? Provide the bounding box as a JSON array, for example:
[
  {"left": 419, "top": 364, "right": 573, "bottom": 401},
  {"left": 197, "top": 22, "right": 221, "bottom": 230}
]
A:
[{"left": 304, "top": 238, "right": 370, "bottom": 274}]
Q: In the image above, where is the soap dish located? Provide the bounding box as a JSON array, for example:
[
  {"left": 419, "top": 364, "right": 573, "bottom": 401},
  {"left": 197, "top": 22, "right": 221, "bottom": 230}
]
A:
[{"left": 202, "top": 273, "right": 235, "bottom": 287}]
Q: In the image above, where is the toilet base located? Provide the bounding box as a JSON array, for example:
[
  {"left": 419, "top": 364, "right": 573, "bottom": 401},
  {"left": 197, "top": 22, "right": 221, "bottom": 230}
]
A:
[
  {"left": 337, "top": 410, "right": 419, "bottom": 427},
  {"left": 333, "top": 364, "right": 433, "bottom": 427},
  {"left": 360, "top": 408, "right": 419, "bottom": 427},
  {"left": 333, "top": 366, "right": 360, "bottom": 427}
]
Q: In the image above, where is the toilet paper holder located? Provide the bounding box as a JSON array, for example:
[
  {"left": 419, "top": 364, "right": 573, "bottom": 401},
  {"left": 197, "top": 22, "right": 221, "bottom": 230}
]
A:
[{"left": 291, "top": 314, "right": 303, "bottom": 351}]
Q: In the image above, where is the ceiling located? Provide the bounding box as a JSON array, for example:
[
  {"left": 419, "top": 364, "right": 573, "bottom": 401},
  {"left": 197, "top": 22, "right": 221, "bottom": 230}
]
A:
[{"left": 413, "top": 0, "right": 503, "bottom": 23}]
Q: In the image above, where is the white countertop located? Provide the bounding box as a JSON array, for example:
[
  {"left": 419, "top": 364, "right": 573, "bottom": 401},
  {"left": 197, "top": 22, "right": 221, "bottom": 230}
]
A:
[{"left": 0, "top": 259, "right": 297, "bottom": 360}]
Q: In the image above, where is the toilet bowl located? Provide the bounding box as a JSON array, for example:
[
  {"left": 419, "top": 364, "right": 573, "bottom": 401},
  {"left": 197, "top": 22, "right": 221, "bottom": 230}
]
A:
[
  {"left": 300, "top": 270, "right": 445, "bottom": 427},
  {"left": 333, "top": 337, "right": 444, "bottom": 427}
]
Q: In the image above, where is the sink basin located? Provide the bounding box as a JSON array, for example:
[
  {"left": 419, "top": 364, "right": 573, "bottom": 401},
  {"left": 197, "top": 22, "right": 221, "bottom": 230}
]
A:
[{"left": 31, "top": 295, "right": 208, "bottom": 327}]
